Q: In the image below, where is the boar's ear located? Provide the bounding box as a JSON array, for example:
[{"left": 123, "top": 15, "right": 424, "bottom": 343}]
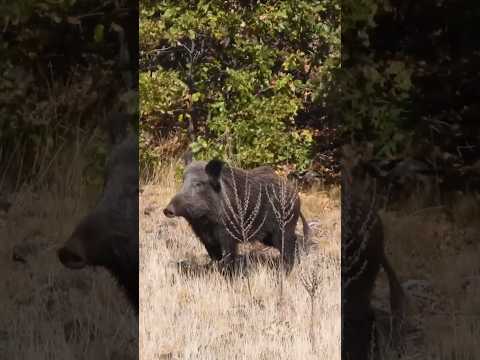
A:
[
  {"left": 206, "top": 159, "right": 224, "bottom": 178},
  {"left": 205, "top": 159, "right": 224, "bottom": 191},
  {"left": 364, "top": 161, "right": 385, "bottom": 178},
  {"left": 107, "top": 112, "right": 130, "bottom": 145},
  {"left": 363, "top": 159, "right": 397, "bottom": 179},
  {"left": 182, "top": 149, "right": 193, "bottom": 166}
]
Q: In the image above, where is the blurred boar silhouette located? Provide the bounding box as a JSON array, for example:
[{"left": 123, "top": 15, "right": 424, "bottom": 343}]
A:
[
  {"left": 58, "top": 112, "right": 139, "bottom": 311},
  {"left": 164, "top": 158, "right": 310, "bottom": 272},
  {"left": 341, "top": 143, "right": 406, "bottom": 360}
]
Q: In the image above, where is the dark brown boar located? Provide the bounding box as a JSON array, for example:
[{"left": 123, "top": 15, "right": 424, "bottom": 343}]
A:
[
  {"left": 163, "top": 159, "right": 310, "bottom": 273},
  {"left": 58, "top": 112, "right": 139, "bottom": 311},
  {"left": 341, "top": 144, "right": 406, "bottom": 360}
]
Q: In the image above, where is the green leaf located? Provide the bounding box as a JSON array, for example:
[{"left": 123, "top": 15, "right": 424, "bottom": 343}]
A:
[
  {"left": 94, "top": 24, "right": 104, "bottom": 43},
  {"left": 191, "top": 92, "right": 201, "bottom": 103}
]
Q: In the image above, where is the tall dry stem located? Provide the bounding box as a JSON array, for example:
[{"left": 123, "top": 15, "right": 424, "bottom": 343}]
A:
[{"left": 266, "top": 178, "right": 298, "bottom": 300}]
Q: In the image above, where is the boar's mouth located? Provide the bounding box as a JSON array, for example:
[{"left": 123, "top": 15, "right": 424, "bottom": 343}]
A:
[
  {"left": 163, "top": 207, "right": 175, "bottom": 218},
  {"left": 58, "top": 247, "right": 86, "bottom": 269}
]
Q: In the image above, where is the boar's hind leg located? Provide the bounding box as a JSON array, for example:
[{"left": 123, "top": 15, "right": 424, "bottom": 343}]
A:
[
  {"left": 272, "top": 229, "right": 297, "bottom": 273},
  {"left": 343, "top": 309, "right": 380, "bottom": 360},
  {"left": 381, "top": 253, "right": 406, "bottom": 351}
]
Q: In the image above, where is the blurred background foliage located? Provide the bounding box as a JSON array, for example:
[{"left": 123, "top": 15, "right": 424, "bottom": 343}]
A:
[
  {"left": 341, "top": 0, "right": 480, "bottom": 169},
  {"left": 139, "top": 0, "right": 340, "bottom": 175},
  {"left": 0, "top": 0, "right": 137, "bottom": 189}
]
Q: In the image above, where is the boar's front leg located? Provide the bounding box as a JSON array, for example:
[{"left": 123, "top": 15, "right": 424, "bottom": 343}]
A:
[
  {"left": 213, "top": 227, "right": 237, "bottom": 271},
  {"left": 203, "top": 242, "right": 222, "bottom": 261}
]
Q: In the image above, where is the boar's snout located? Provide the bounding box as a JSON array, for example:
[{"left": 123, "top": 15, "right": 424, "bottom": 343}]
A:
[
  {"left": 163, "top": 203, "right": 176, "bottom": 218},
  {"left": 58, "top": 238, "right": 87, "bottom": 270}
]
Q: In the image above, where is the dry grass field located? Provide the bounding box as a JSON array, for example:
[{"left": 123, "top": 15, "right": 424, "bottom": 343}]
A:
[
  {"left": 0, "top": 137, "right": 137, "bottom": 360},
  {"left": 139, "top": 162, "right": 341, "bottom": 360},
  {"left": 375, "top": 195, "right": 480, "bottom": 359},
  {"left": 3, "top": 139, "right": 477, "bottom": 360}
]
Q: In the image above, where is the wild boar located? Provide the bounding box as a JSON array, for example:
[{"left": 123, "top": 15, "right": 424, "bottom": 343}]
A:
[
  {"left": 163, "top": 159, "right": 310, "bottom": 273},
  {"left": 58, "top": 112, "right": 139, "bottom": 311}
]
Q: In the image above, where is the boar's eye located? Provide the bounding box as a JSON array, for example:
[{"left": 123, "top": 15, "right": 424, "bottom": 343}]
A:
[{"left": 193, "top": 181, "right": 203, "bottom": 188}]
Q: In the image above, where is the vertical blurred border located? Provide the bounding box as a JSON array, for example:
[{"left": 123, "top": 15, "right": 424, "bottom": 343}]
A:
[
  {"left": 0, "top": 1, "right": 139, "bottom": 359},
  {"left": 341, "top": 1, "right": 480, "bottom": 359}
]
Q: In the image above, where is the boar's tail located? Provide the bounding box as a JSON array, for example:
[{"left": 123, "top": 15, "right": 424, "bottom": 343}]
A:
[
  {"left": 298, "top": 211, "right": 312, "bottom": 254},
  {"left": 300, "top": 211, "right": 310, "bottom": 241}
]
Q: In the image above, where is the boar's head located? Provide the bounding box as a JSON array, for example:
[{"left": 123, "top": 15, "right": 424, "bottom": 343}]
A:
[
  {"left": 163, "top": 159, "right": 224, "bottom": 222},
  {"left": 58, "top": 112, "right": 138, "bottom": 309}
]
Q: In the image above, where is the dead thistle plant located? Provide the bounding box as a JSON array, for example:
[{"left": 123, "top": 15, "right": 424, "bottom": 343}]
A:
[
  {"left": 220, "top": 164, "right": 266, "bottom": 296},
  {"left": 266, "top": 177, "right": 299, "bottom": 300},
  {"left": 301, "top": 269, "right": 320, "bottom": 353}
]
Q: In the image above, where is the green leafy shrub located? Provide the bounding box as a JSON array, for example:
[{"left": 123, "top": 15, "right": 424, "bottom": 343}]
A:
[{"left": 140, "top": 0, "right": 340, "bottom": 171}]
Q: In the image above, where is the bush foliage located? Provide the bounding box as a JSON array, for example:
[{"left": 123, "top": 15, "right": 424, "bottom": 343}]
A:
[
  {"left": 341, "top": 0, "right": 480, "bottom": 165},
  {"left": 1, "top": 0, "right": 137, "bottom": 186},
  {"left": 140, "top": 0, "right": 340, "bottom": 170}
]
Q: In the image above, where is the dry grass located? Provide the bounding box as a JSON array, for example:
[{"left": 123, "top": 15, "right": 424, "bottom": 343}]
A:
[
  {"left": 139, "top": 162, "right": 340, "bottom": 360},
  {"left": 375, "top": 194, "right": 480, "bottom": 359},
  {"left": 0, "top": 133, "right": 136, "bottom": 360}
]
